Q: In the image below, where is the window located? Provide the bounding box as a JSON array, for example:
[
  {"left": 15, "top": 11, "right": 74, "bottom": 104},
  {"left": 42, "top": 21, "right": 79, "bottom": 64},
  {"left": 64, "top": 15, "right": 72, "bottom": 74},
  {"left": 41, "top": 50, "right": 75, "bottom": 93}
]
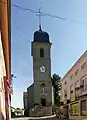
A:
[
  {"left": 75, "top": 80, "right": 79, "bottom": 88},
  {"left": 40, "top": 48, "right": 44, "bottom": 57},
  {"left": 80, "top": 79, "right": 84, "bottom": 87},
  {"left": 70, "top": 84, "right": 74, "bottom": 101},
  {"left": 81, "top": 100, "right": 86, "bottom": 116},
  {"left": 70, "top": 74, "right": 73, "bottom": 79},
  {"left": 81, "top": 62, "right": 87, "bottom": 70},
  {"left": 75, "top": 89, "right": 79, "bottom": 98},
  {"left": 75, "top": 69, "right": 79, "bottom": 76},
  {"left": 65, "top": 81, "right": 67, "bottom": 84},
  {"left": 85, "top": 77, "right": 87, "bottom": 91},
  {"left": 64, "top": 89, "right": 67, "bottom": 98},
  {"left": 70, "top": 84, "right": 73, "bottom": 91},
  {"left": 75, "top": 80, "right": 79, "bottom": 98},
  {"left": 81, "top": 76, "right": 87, "bottom": 91},
  {"left": 80, "top": 79, "right": 84, "bottom": 92}
]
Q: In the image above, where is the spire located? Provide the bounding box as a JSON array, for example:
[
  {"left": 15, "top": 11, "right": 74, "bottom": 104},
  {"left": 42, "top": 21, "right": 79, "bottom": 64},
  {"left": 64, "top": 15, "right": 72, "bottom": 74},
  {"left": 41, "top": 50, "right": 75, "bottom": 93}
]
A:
[
  {"left": 39, "top": 8, "right": 42, "bottom": 31},
  {"left": 36, "top": 8, "right": 43, "bottom": 31},
  {"left": 39, "top": 25, "right": 42, "bottom": 31}
]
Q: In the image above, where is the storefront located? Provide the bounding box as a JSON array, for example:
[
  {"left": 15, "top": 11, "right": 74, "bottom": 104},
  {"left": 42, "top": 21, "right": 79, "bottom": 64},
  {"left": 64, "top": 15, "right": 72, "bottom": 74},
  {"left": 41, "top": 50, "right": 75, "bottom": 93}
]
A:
[
  {"left": 61, "top": 95, "right": 87, "bottom": 120},
  {"left": 69, "top": 95, "right": 87, "bottom": 120},
  {"left": 71, "top": 102, "right": 79, "bottom": 116}
]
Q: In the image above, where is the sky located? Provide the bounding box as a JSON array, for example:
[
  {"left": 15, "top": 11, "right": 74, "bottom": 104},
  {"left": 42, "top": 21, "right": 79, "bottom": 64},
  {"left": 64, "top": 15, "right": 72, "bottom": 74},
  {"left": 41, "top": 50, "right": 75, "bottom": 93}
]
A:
[{"left": 11, "top": 0, "right": 87, "bottom": 108}]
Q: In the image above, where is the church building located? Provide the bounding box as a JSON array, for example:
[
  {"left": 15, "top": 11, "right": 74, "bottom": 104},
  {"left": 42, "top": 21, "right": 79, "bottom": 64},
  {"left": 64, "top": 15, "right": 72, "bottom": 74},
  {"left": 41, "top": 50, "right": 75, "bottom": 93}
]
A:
[{"left": 23, "top": 26, "right": 54, "bottom": 116}]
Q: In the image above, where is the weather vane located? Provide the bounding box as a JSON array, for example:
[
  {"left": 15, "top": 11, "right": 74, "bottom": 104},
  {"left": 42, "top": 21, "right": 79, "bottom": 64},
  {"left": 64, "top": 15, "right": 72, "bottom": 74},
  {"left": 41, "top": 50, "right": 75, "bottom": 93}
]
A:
[{"left": 36, "top": 8, "right": 43, "bottom": 30}]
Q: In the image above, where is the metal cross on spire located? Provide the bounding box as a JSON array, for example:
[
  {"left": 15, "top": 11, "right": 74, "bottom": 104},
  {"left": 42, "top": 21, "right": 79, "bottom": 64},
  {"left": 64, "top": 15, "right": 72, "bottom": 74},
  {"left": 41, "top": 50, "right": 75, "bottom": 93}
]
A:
[{"left": 36, "top": 8, "right": 43, "bottom": 31}]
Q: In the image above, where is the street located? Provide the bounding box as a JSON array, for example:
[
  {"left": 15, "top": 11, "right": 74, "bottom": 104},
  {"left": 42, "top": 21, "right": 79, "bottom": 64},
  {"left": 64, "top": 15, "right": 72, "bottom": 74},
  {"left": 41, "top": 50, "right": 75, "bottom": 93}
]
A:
[
  {"left": 11, "top": 117, "right": 29, "bottom": 120},
  {"left": 11, "top": 115, "right": 58, "bottom": 120}
]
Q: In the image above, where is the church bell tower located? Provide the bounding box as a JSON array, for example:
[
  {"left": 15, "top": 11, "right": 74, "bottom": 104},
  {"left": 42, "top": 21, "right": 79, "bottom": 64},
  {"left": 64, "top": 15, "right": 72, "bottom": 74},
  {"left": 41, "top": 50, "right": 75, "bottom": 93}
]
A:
[{"left": 31, "top": 26, "right": 54, "bottom": 106}]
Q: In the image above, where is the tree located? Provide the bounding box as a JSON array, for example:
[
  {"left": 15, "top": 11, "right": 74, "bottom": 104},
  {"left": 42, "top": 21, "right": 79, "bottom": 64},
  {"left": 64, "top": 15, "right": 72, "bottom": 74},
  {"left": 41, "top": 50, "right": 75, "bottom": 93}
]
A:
[{"left": 51, "top": 74, "right": 61, "bottom": 105}]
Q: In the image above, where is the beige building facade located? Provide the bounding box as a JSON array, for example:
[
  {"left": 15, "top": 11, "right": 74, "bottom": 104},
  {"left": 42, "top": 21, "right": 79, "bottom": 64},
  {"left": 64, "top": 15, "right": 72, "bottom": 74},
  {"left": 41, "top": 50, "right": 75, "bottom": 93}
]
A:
[
  {"left": 0, "top": 0, "right": 11, "bottom": 120},
  {"left": 0, "top": 31, "right": 6, "bottom": 120},
  {"left": 60, "top": 50, "right": 87, "bottom": 120}
]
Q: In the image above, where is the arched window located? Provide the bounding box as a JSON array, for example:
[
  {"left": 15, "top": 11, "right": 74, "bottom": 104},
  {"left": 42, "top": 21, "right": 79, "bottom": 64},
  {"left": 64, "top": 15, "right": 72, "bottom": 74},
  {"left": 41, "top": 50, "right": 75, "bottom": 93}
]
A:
[{"left": 40, "top": 48, "right": 44, "bottom": 57}]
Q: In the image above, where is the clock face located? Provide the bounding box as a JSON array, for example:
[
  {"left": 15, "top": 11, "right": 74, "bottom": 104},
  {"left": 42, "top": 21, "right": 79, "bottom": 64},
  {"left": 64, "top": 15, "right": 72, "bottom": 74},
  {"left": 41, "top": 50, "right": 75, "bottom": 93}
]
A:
[{"left": 40, "top": 66, "right": 46, "bottom": 73}]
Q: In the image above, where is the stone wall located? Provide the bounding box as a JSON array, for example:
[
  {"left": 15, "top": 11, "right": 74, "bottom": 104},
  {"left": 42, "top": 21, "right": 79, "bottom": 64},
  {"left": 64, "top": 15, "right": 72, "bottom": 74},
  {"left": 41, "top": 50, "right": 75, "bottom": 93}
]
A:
[
  {"left": 27, "top": 84, "right": 34, "bottom": 109},
  {"left": 29, "top": 106, "right": 53, "bottom": 117},
  {"left": 36, "top": 107, "right": 52, "bottom": 117}
]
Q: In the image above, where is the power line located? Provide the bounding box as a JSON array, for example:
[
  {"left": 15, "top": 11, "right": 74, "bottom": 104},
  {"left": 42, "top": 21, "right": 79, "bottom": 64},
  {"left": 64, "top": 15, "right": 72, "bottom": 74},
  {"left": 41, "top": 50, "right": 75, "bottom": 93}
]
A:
[
  {"left": 13, "top": 27, "right": 30, "bottom": 40},
  {"left": 12, "top": 4, "right": 38, "bottom": 14},
  {"left": 12, "top": 4, "right": 66, "bottom": 20},
  {"left": 0, "top": 0, "right": 68, "bottom": 20},
  {"left": 42, "top": 12, "right": 67, "bottom": 20},
  {"left": 12, "top": 6, "right": 67, "bottom": 20},
  {"left": 0, "top": 0, "right": 87, "bottom": 26},
  {"left": 0, "top": 0, "right": 38, "bottom": 14}
]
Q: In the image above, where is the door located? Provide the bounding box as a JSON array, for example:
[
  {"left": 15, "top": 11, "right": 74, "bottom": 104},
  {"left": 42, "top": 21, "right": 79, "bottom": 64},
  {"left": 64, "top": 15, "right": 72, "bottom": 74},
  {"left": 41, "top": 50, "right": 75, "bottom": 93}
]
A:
[
  {"left": 63, "top": 105, "right": 69, "bottom": 119},
  {"left": 41, "top": 98, "right": 46, "bottom": 106}
]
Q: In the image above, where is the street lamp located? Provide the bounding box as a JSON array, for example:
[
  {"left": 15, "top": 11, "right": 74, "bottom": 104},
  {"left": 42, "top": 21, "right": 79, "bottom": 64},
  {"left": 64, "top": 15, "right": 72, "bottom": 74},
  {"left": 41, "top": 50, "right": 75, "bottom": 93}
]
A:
[{"left": 10, "top": 74, "right": 17, "bottom": 94}]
